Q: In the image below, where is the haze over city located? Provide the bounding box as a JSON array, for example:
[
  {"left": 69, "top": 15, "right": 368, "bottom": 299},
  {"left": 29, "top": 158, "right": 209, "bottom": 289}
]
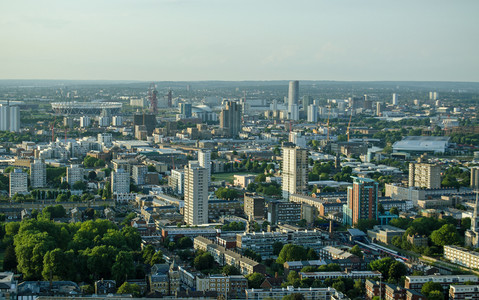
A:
[{"left": 1, "top": 0, "right": 479, "bottom": 81}]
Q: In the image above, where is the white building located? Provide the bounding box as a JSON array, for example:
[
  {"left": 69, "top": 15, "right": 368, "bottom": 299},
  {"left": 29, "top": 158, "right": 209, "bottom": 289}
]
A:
[
  {"left": 288, "top": 132, "right": 307, "bottom": 148},
  {"left": 112, "top": 168, "right": 130, "bottom": 194},
  {"left": 307, "top": 104, "right": 318, "bottom": 123},
  {"left": 198, "top": 149, "right": 211, "bottom": 186},
  {"left": 132, "top": 165, "right": 148, "bottom": 185},
  {"left": 169, "top": 169, "right": 185, "bottom": 195},
  {"left": 0, "top": 104, "right": 20, "bottom": 132},
  {"left": 67, "top": 164, "right": 84, "bottom": 187},
  {"left": 282, "top": 143, "right": 308, "bottom": 200},
  {"left": 184, "top": 162, "right": 209, "bottom": 225},
  {"left": 97, "top": 133, "right": 113, "bottom": 148},
  {"left": 80, "top": 116, "right": 91, "bottom": 128},
  {"left": 112, "top": 116, "right": 123, "bottom": 126},
  {"left": 30, "top": 159, "right": 46, "bottom": 188},
  {"left": 10, "top": 169, "right": 28, "bottom": 197}
]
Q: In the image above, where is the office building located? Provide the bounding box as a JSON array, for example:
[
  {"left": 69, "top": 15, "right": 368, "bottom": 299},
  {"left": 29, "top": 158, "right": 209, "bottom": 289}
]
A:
[
  {"left": 111, "top": 168, "right": 130, "bottom": 194},
  {"left": 472, "top": 167, "right": 479, "bottom": 190},
  {"left": 184, "top": 162, "right": 209, "bottom": 225},
  {"left": 67, "top": 164, "right": 84, "bottom": 187},
  {"left": 288, "top": 80, "right": 299, "bottom": 121},
  {"left": 343, "top": 177, "right": 378, "bottom": 226},
  {"left": 408, "top": 161, "right": 441, "bottom": 189},
  {"left": 282, "top": 143, "right": 308, "bottom": 199},
  {"left": 132, "top": 165, "right": 148, "bottom": 185},
  {"left": 9, "top": 169, "right": 28, "bottom": 197},
  {"left": 179, "top": 103, "right": 192, "bottom": 118},
  {"left": 307, "top": 104, "right": 318, "bottom": 123},
  {"left": 30, "top": 159, "right": 46, "bottom": 188},
  {"left": 244, "top": 192, "right": 265, "bottom": 221},
  {"left": 133, "top": 113, "right": 157, "bottom": 135},
  {"left": 268, "top": 200, "right": 302, "bottom": 224},
  {"left": 302, "top": 95, "right": 313, "bottom": 110},
  {"left": 367, "top": 225, "right": 406, "bottom": 244},
  {"left": 80, "top": 116, "right": 91, "bottom": 128},
  {"left": 0, "top": 103, "right": 20, "bottom": 132},
  {"left": 376, "top": 102, "right": 382, "bottom": 117},
  {"left": 198, "top": 149, "right": 211, "bottom": 186},
  {"left": 220, "top": 100, "right": 242, "bottom": 137},
  {"left": 392, "top": 93, "right": 398, "bottom": 105}
]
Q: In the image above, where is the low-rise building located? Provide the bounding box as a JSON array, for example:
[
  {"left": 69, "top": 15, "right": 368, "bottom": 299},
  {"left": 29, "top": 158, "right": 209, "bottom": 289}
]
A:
[
  {"left": 407, "top": 235, "right": 428, "bottom": 248},
  {"left": 367, "top": 225, "right": 406, "bottom": 244},
  {"left": 449, "top": 285, "right": 479, "bottom": 300},
  {"left": 444, "top": 245, "right": 479, "bottom": 270},
  {"left": 300, "top": 271, "right": 381, "bottom": 280},
  {"left": 318, "top": 246, "right": 355, "bottom": 260},
  {"left": 405, "top": 275, "right": 479, "bottom": 291},
  {"left": 245, "top": 286, "right": 347, "bottom": 300}
]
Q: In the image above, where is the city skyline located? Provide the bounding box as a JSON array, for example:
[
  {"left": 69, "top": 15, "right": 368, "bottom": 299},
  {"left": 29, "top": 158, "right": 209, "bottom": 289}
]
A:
[{"left": 1, "top": 0, "right": 479, "bottom": 82}]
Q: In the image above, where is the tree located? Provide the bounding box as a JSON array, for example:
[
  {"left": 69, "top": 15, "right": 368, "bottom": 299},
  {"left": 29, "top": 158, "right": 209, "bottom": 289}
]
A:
[
  {"left": 428, "top": 290, "right": 445, "bottom": 300},
  {"left": 349, "top": 245, "right": 363, "bottom": 258},
  {"left": 369, "top": 257, "right": 395, "bottom": 281},
  {"left": 307, "top": 248, "right": 319, "bottom": 260},
  {"left": 390, "top": 207, "right": 399, "bottom": 215},
  {"left": 214, "top": 187, "right": 239, "bottom": 200},
  {"left": 42, "top": 248, "right": 71, "bottom": 281},
  {"left": 273, "top": 242, "right": 284, "bottom": 256},
  {"left": 117, "top": 282, "right": 141, "bottom": 297},
  {"left": 332, "top": 280, "right": 346, "bottom": 293},
  {"left": 355, "top": 219, "right": 379, "bottom": 232},
  {"left": 73, "top": 181, "right": 87, "bottom": 191},
  {"left": 177, "top": 237, "right": 193, "bottom": 249},
  {"left": 388, "top": 261, "right": 407, "bottom": 282},
  {"left": 3, "top": 244, "right": 17, "bottom": 271},
  {"left": 277, "top": 244, "right": 308, "bottom": 264},
  {"left": 111, "top": 251, "right": 135, "bottom": 285},
  {"left": 222, "top": 265, "right": 241, "bottom": 275},
  {"left": 378, "top": 203, "right": 385, "bottom": 214},
  {"left": 194, "top": 252, "right": 214, "bottom": 271},
  {"left": 421, "top": 281, "right": 443, "bottom": 296},
  {"left": 430, "top": 224, "right": 460, "bottom": 246},
  {"left": 246, "top": 272, "right": 265, "bottom": 288}
]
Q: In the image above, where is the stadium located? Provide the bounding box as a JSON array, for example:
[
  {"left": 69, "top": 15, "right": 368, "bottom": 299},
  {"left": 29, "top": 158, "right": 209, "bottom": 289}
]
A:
[{"left": 51, "top": 101, "right": 122, "bottom": 115}]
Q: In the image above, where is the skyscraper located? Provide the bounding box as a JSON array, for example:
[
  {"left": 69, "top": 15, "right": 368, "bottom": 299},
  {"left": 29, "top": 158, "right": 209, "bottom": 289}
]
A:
[
  {"left": 465, "top": 193, "right": 479, "bottom": 248},
  {"left": 471, "top": 167, "right": 479, "bottom": 190},
  {"left": 132, "top": 165, "right": 148, "bottom": 185},
  {"left": 282, "top": 143, "right": 308, "bottom": 200},
  {"left": 30, "top": 159, "right": 46, "bottom": 188},
  {"left": 307, "top": 104, "right": 318, "bottom": 123},
  {"left": 179, "top": 103, "right": 192, "bottom": 118},
  {"left": 392, "top": 93, "right": 398, "bottom": 106},
  {"left": 198, "top": 149, "right": 211, "bottom": 186},
  {"left": 10, "top": 169, "right": 28, "bottom": 197},
  {"left": 302, "top": 95, "right": 312, "bottom": 110},
  {"left": 0, "top": 103, "right": 20, "bottom": 132},
  {"left": 184, "top": 162, "right": 209, "bottom": 225},
  {"left": 343, "top": 177, "right": 378, "bottom": 226},
  {"left": 220, "top": 100, "right": 242, "bottom": 138},
  {"left": 288, "top": 81, "right": 299, "bottom": 121},
  {"left": 112, "top": 168, "right": 130, "bottom": 194}
]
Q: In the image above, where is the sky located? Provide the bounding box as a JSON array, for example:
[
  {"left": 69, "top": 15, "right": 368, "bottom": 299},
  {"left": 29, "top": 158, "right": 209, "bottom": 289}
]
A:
[{"left": 1, "top": 0, "right": 478, "bottom": 82}]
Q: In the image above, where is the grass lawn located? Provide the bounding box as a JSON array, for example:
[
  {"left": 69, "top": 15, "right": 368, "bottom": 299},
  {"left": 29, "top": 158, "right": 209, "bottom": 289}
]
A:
[{"left": 212, "top": 172, "right": 260, "bottom": 183}]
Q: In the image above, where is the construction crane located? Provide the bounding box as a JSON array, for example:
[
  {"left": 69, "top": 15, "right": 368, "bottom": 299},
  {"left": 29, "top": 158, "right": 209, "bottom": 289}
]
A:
[{"left": 346, "top": 110, "right": 353, "bottom": 142}]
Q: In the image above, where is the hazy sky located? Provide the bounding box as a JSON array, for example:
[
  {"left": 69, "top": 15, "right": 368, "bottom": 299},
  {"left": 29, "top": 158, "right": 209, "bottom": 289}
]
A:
[{"left": 1, "top": 0, "right": 478, "bottom": 81}]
